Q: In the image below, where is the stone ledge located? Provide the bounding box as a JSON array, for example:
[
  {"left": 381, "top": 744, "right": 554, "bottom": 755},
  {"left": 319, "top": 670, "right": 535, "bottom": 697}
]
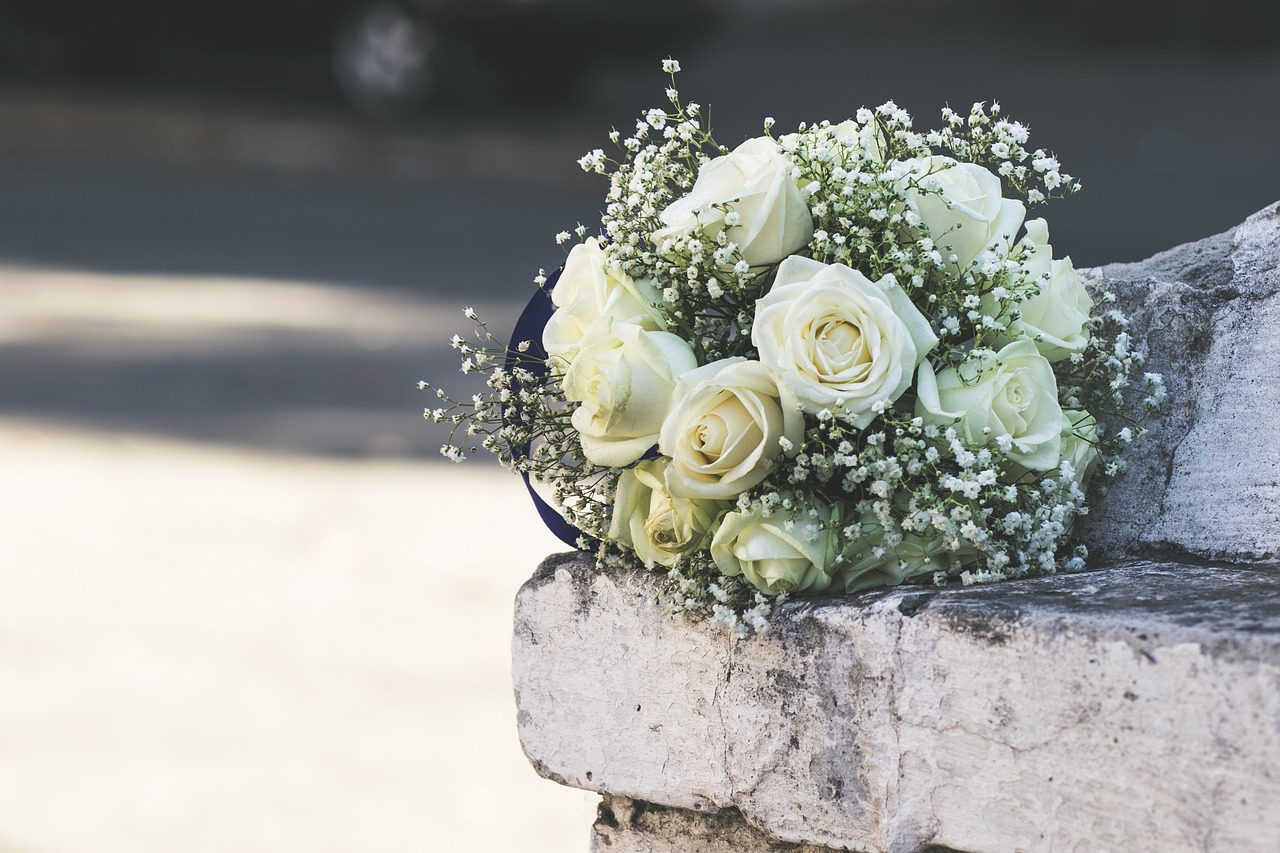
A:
[{"left": 514, "top": 552, "right": 1280, "bottom": 852}]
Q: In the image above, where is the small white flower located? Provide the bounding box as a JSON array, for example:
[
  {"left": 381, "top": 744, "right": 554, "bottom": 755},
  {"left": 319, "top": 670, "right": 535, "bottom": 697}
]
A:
[{"left": 578, "top": 149, "right": 606, "bottom": 171}]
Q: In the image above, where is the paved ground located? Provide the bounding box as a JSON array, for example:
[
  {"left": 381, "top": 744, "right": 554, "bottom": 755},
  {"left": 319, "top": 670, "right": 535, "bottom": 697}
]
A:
[
  {"left": 0, "top": 270, "right": 591, "bottom": 853},
  {"left": 0, "top": 422, "right": 593, "bottom": 853}
]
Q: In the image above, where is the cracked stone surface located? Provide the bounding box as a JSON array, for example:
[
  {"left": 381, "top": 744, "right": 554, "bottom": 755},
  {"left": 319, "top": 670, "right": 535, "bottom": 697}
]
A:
[
  {"left": 1080, "top": 201, "right": 1280, "bottom": 560},
  {"left": 514, "top": 204, "right": 1280, "bottom": 852}
]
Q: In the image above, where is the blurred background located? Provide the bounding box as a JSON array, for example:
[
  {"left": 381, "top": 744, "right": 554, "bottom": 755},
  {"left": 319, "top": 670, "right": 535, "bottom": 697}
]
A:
[{"left": 0, "top": 0, "right": 1276, "bottom": 850}]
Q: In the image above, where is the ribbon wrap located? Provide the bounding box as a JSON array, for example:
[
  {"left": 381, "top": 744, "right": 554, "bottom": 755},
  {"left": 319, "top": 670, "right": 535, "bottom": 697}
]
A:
[{"left": 503, "top": 268, "right": 596, "bottom": 550}]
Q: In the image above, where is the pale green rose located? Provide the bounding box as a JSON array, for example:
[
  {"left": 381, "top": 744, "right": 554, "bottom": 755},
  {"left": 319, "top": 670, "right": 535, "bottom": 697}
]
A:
[
  {"left": 543, "top": 238, "right": 665, "bottom": 373},
  {"left": 906, "top": 156, "right": 1025, "bottom": 271},
  {"left": 562, "top": 321, "right": 697, "bottom": 468},
  {"left": 837, "top": 516, "right": 977, "bottom": 593},
  {"left": 710, "top": 504, "right": 837, "bottom": 596},
  {"left": 653, "top": 136, "right": 814, "bottom": 267},
  {"left": 659, "top": 358, "right": 805, "bottom": 500},
  {"left": 989, "top": 219, "right": 1093, "bottom": 362},
  {"left": 1060, "top": 410, "right": 1101, "bottom": 490},
  {"left": 916, "top": 340, "right": 1063, "bottom": 472},
  {"left": 607, "top": 459, "right": 726, "bottom": 567},
  {"left": 752, "top": 256, "right": 937, "bottom": 426}
]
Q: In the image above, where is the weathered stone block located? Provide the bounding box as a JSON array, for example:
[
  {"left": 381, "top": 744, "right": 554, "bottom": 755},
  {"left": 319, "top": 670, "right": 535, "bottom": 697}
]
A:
[
  {"left": 514, "top": 204, "right": 1280, "bottom": 852},
  {"left": 517, "top": 554, "right": 1280, "bottom": 852},
  {"left": 1080, "top": 202, "right": 1280, "bottom": 561}
]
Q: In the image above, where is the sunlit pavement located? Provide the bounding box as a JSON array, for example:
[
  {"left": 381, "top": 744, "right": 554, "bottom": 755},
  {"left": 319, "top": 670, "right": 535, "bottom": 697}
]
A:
[{"left": 0, "top": 265, "right": 595, "bottom": 852}]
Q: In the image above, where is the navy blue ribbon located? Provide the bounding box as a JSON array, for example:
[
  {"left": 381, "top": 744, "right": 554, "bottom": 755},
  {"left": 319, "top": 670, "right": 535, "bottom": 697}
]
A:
[{"left": 504, "top": 268, "right": 595, "bottom": 550}]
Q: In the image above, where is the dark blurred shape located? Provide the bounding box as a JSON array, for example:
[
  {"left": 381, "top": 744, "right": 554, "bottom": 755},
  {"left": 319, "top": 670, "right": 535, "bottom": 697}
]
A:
[
  {"left": 0, "top": 0, "right": 724, "bottom": 117},
  {"left": 1042, "top": 0, "right": 1280, "bottom": 47},
  {"left": 857, "top": 0, "right": 1280, "bottom": 50}
]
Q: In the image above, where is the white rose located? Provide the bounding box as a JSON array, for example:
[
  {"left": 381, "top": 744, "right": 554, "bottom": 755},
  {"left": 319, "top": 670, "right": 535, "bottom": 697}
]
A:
[
  {"left": 916, "top": 340, "right": 1063, "bottom": 471},
  {"left": 994, "top": 219, "right": 1093, "bottom": 362},
  {"left": 752, "top": 256, "right": 938, "bottom": 426},
  {"left": 653, "top": 136, "right": 814, "bottom": 267},
  {"left": 710, "top": 504, "right": 837, "bottom": 596},
  {"left": 827, "top": 119, "right": 884, "bottom": 163},
  {"left": 543, "top": 238, "right": 666, "bottom": 373},
  {"left": 907, "top": 156, "right": 1025, "bottom": 270},
  {"left": 562, "top": 321, "right": 698, "bottom": 467},
  {"left": 659, "top": 358, "right": 805, "bottom": 500},
  {"left": 608, "top": 459, "right": 725, "bottom": 567}
]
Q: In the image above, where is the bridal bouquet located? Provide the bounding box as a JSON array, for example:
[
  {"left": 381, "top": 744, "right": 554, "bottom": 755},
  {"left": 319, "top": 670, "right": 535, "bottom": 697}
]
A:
[{"left": 425, "top": 61, "right": 1164, "bottom": 631}]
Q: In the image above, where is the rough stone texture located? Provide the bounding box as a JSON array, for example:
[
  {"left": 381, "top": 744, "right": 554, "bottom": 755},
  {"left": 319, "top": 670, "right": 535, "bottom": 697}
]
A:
[
  {"left": 591, "top": 796, "right": 839, "bottom": 852},
  {"left": 514, "top": 205, "right": 1280, "bottom": 852},
  {"left": 517, "top": 554, "right": 1280, "bottom": 853},
  {"left": 1079, "top": 201, "right": 1280, "bottom": 560}
]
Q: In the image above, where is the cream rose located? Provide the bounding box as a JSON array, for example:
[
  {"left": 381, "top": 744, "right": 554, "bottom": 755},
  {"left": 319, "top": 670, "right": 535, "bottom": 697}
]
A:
[
  {"left": 659, "top": 358, "right": 805, "bottom": 500},
  {"left": 710, "top": 505, "right": 837, "bottom": 596},
  {"left": 994, "top": 219, "right": 1093, "bottom": 362},
  {"left": 752, "top": 256, "right": 937, "bottom": 426},
  {"left": 907, "top": 156, "right": 1025, "bottom": 270},
  {"left": 561, "top": 321, "right": 697, "bottom": 467},
  {"left": 543, "top": 238, "right": 666, "bottom": 373},
  {"left": 916, "top": 340, "right": 1063, "bottom": 471},
  {"left": 608, "top": 459, "right": 725, "bottom": 567},
  {"left": 652, "top": 136, "right": 814, "bottom": 267}
]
